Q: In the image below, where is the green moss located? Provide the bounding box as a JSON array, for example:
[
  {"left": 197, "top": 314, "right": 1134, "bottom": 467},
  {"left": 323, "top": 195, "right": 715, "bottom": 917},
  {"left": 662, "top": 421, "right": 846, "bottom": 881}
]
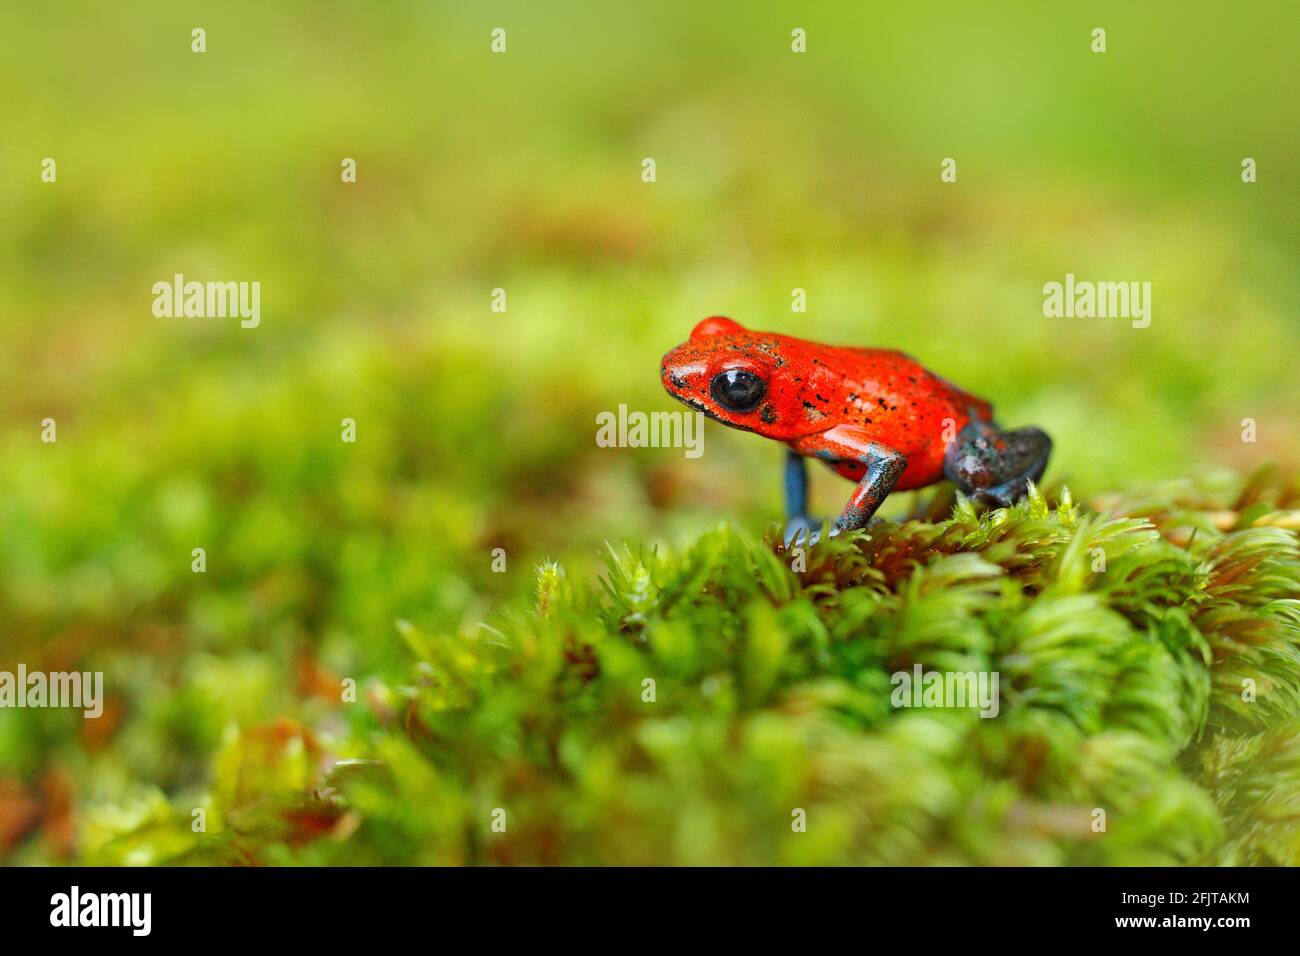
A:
[{"left": 86, "top": 469, "right": 1292, "bottom": 866}]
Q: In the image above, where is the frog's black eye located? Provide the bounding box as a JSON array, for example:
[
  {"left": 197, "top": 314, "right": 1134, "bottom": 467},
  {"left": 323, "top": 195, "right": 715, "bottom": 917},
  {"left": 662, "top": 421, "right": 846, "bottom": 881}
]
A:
[{"left": 710, "top": 369, "right": 767, "bottom": 412}]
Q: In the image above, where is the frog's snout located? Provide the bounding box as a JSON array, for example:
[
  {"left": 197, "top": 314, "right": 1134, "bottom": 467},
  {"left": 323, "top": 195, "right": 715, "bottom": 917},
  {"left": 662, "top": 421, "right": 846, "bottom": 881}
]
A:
[
  {"left": 660, "top": 347, "right": 693, "bottom": 393},
  {"left": 661, "top": 343, "right": 715, "bottom": 410},
  {"left": 661, "top": 362, "right": 689, "bottom": 391}
]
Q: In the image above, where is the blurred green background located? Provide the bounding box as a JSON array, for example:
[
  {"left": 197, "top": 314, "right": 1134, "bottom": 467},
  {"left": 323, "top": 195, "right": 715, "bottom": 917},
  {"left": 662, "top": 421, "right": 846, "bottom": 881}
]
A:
[{"left": 0, "top": 1, "right": 1296, "bottom": 862}]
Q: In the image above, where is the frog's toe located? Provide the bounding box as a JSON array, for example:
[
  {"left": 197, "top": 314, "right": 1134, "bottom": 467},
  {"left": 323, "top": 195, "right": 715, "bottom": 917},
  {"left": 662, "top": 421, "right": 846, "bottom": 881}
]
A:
[{"left": 827, "top": 515, "right": 885, "bottom": 537}]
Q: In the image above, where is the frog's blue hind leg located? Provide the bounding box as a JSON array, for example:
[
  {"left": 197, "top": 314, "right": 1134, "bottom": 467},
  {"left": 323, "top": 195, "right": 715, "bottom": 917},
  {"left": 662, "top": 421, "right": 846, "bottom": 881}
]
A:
[{"left": 943, "top": 420, "right": 1052, "bottom": 508}]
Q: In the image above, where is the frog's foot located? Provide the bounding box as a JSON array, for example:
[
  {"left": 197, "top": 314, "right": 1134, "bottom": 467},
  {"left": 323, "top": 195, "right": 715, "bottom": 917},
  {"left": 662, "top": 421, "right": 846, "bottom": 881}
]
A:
[
  {"left": 786, "top": 514, "right": 886, "bottom": 547},
  {"left": 785, "top": 514, "right": 827, "bottom": 547},
  {"left": 944, "top": 421, "right": 1052, "bottom": 508}
]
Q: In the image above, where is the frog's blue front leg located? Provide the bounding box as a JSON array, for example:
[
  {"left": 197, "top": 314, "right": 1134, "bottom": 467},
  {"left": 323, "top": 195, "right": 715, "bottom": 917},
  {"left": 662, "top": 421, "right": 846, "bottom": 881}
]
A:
[
  {"left": 786, "top": 426, "right": 904, "bottom": 546},
  {"left": 785, "top": 449, "right": 808, "bottom": 517},
  {"left": 784, "top": 450, "right": 823, "bottom": 545}
]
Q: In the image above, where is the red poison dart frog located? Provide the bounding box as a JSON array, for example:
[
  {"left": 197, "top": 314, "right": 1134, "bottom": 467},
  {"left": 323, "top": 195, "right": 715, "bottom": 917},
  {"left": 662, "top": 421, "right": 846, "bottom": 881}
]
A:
[{"left": 661, "top": 317, "right": 1051, "bottom": 542}]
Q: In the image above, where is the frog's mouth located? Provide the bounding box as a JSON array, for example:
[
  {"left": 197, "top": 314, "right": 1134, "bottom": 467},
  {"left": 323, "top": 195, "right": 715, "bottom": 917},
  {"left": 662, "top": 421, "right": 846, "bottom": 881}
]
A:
[{"left": 663, "top": 389, "right": 759, "bottom": 434}]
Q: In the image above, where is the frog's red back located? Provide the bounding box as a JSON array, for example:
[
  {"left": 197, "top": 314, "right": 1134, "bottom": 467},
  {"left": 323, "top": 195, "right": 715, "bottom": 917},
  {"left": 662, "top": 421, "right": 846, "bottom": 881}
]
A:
[{"left": 768, "top": 333, "right": 993, "bottom": 488}]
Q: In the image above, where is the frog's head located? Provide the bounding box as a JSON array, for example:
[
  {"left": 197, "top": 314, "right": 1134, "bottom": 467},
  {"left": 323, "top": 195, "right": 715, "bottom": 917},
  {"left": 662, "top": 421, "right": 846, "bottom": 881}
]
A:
[{"left": 661, "top": 316, "right": 799, "bottom": 439}]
